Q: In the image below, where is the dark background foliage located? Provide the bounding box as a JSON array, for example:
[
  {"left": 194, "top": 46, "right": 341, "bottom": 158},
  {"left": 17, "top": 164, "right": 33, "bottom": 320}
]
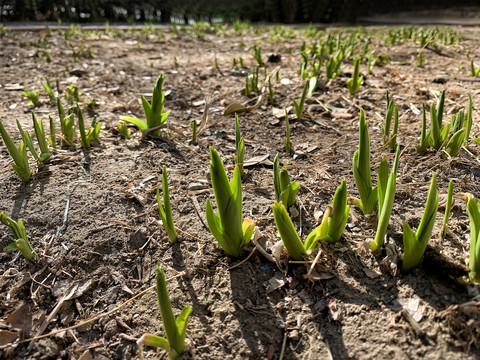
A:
[{"left": 0, "top": 0, "right": 478, "bottom": 23}]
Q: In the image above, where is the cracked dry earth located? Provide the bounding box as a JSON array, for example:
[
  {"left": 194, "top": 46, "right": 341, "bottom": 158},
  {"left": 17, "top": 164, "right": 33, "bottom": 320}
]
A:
[{"left": 0, "top": 24, "right": 480, "bottom": 359}]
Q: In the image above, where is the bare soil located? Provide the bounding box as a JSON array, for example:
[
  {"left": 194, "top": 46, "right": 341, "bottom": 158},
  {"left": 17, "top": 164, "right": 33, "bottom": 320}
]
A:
[{"left": 0, "top": 25, "right": 480, "bottom": 360}]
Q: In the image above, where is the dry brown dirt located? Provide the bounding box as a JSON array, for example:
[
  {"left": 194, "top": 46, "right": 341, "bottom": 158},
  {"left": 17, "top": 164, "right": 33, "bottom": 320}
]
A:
[{"left": 0, "top": 24, "right": 480, "bottom": 359}]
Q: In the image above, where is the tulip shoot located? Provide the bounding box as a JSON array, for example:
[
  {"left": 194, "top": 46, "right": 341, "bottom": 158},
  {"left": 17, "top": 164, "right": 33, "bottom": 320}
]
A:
[
  {"left": 458, "top": 193, "right": 480, "bottom": 283},
  {"left": 121, "top": 74, "right": 171, "bottom": 138},
  {"left": 402, "top": 173, "right": 438, "bottom": 271},
  {"left": 137, "top": 262, "right": 192, "bottom": 360},
  {"left": 1, "top": 211, "right": 36, "bottom": 262},
  {"left": 352, "top": 109, "right": 378, "bottom": 215},
  {"left": 273, "top": 153, "right": 299, "bottom": 210},
  {"left": 206, "top": 147, "right": 254, "bottom": 257},
  {"left": 371, "top": 145, "right": 400, "bottom": 252},
  {"left": 157, "top": 166, "right": 178, "bottom": 243},
  {"left": 0, "top": 120, "right": 31, "bottom": 182}
]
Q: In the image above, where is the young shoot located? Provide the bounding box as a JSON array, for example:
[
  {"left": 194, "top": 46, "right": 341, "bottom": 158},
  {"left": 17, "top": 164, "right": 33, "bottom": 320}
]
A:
[
  {"left": 382, "top": 91, "right": 399, "bottom": 152},
  {"left": 205, "top": 147, "right": 254, "bottom": 258},
  {"left": 347, "top": 56, "right": 363, "bottom": 95},
  {"left": 294, "top": 81, "right": 308, "bottom": 120},
  {"left": 457, "top": 193, "right": 480, "bottom": 282},
  {"left": 272, "top": 179, "right": 349, "bottom": 260},
  {"left": 267, "top": 78, "right": 275, "bottom": 105},
  {"left": 253, "top": 44, "right": 262, "bottom": 66},
  {"left": 190, "top": 120, "right": 197, "bottom": 145},
  {"left": 57, "top": 98, "right": 75, "bottom": 146},
  {"left": 0, "top": 120, "right": 31, "bottom": 182},
  {"left": 233, "top": 114, "right": 245, "bottom": 177},
  {"left": 417, "top": 52, "right": 425, "bottom": 67},
  {"left": 137, "top": 262, "right": 192, "bottom": 360},
  {"left": 77, "top": 107, "right": 101, "bottom": 148},
  {"left": 22, "top": 90, "right": 41, "bottom": 107},
  {"left": 273, "top": 153, "right": 299, "bottom": 210},
  {"left": 48, "top": 116, "right": 56, "bottom": 148},
  {"left": 440, "top": 180, "right": 454, "bottom": 238},
  {"left": 157, "top": 166, "right": 177, "bottom": 243},
  {"left": 470, "top": 59, "right": 480, "bottom": 77},
  {"left": 371, "top": 145, "right": 400, "bottom": 252},
  {"left": 121, "top": 74, "right": 171, "bottom": 139},
  {"left": 402, "top": 173, "right": 438, "bottom": 271},
  {"left": 1, "top": 212, "right": 36, "bottom": 262},
  {"left": 42, "top": 76, "right": 57, "bottom": 103},
  {"left": 284, "top": 110, "right": 292, "bottom": 154},
  {"left": 117, "top": 121, "right": 131, "bottom": 139},
  {"left": 351, "top": 109, "right": 378, "bottom": 215},
  {"left": 325, "top": 50, "right": 343, "bottom": 81}
]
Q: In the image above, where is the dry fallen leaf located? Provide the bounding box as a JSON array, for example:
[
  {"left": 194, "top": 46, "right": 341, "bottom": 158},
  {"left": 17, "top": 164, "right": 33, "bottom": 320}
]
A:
[
  {"left": 266, "top": 273, "right": 287, "bottom": 293},
  {"left": 0, "top": 330, "right": 18, "bottom": 346}
]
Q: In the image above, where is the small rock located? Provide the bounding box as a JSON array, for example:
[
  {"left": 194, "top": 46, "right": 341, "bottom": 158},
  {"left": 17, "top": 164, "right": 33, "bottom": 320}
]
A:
[{"left": 288, "top": 329, "right": 299, "bottom": 341}]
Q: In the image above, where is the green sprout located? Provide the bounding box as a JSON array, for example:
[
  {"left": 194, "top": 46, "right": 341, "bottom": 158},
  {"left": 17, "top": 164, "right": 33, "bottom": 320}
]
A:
[
  {"left": 253, "top": 44, "right": 262, "bottom": 66},
  {"left": 272, "top": 201, "right": 311, "bottom": 260},
  {"left": 272, "top": 179, "right": 349, "bottom": 260},
  {"left": 1, "top": 212, "right": 36, "bottom": 262},
  {"left": 267, "top": 78, "right": 275, "bottom": 105},
  {"left": 77, "top": 107, "right": 101, "bottom": 148},
  {"left": 42, "top": 76, "right": 57, "bottom": 103},
  {"left": 57, "top": 97, "right": 75, "bottom": 146},
  {"left": 0, "top": 120, "right": 31, "bottom": 182},
  {"left": 44, "top": 50, "right": 52, "bottom": 62},
  {"left": 367, "top": 51, "right": 375, "bottom": 74},
  {"left": 417, "top": 52, "right": 425, "bottom": 67},
  {"left": 470, "top": 59, "right": 480, "bottom": 77},
  {"left": 48, "top": 115, "right": 56, "bottom": 148},
  {"left": 465, "top": 93, "right": 473, "bottom": 146},
  {"left": 303, "top": 179, "right": 350, "bottom": 246},
  {"left": 381, "top": 91, "right": 399, "bottom": 152},
  {"left": 16, "top": 119, "right": 43, "bottom": 167},
  {"left": 31, "top": 113, "right": 51, "bottom": 163},
  {"left": 294, "top": 81, "right": 308, "bottom": 120},
  {"left": 173, "top": 56, "right": 178, "bottom": 71},
  {"left": 402, "top": 173, "right": 438, "bottom": 271},
  {"left": 325, "top": 49, "right": 343, "bottom": 81},
  {"left": 416, "top": 103, "right": 430, "bottom": 153},
  {"left": 457, "top": 193, "right": 480, "bottom": 282},
  {"left": 190, "top": 120, "right": 197, "bottom": 145},
  {"left": 205, "top": 147, "right": 255, "bottom": 258},
  {"left": 429, "top": 90, "right": 446, "bottom": 150},
  {"left": 347, "top": 56, "right": 363, "bottom": 95},
  {"left": 370, "top": 145, "right": 400, "bottom": 252},
  {"left": 157, "top": 166, "right": 177, "bottom": 244},
  {"left": 120, "top": 74, "right": 171, "bottom": 139},
  {"left": 440, "top": 180, "right": 454, "bottom": 238},
  {"left": 233, "top": 114, "right": 245, "bottom": 178},
  {"left": 284, "top": 110, "right": 292, "bottom": 154},
  {"left": 65, "top": 85, "right": 81, "bottom": 105},
  {"left": 245, "top": 66, "right": 259, "bottom": 95},
  {"left": 273, "top": 153, "right": 299, "bottom": 210},
  {"left": 137, "top": 262, "right": 192, "bottom": 360},
  {"left": 443, "top": 111, "right": 465, "bottom": 157},
  {"left": 84, "top": 98, "right": 98, "bottom": 111},
  {"left": 22, "top": 90, "right": 41, "bottom": 107},
  {"left": 117, "top": 121, "right": 131, "bottom": 139},
  {"left": 351, "top": 109, "right": 378, "bottom": 215},
  {"left": 16, "top": 114, "right": 51, "bottom": 166}
]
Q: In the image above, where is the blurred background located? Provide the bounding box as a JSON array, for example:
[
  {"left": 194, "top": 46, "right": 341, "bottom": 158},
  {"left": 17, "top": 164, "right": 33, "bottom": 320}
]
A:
[{"left": 0, "top": 0, "right": 479, "bottom": 23}]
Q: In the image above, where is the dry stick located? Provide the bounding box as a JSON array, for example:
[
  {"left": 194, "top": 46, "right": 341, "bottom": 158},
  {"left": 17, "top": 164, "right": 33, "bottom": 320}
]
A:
[
  {"left": 279, "top": 331, "right": 288, "bottom": 360},
  {"left": 15, "top": 273, "right": 186, "bottom": 347},
  {"left": 229, "top": 247, "right": 257, "bottom": 270},
  {"left": 190, "top": 195, "right": 209, "bottom": 230}
]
